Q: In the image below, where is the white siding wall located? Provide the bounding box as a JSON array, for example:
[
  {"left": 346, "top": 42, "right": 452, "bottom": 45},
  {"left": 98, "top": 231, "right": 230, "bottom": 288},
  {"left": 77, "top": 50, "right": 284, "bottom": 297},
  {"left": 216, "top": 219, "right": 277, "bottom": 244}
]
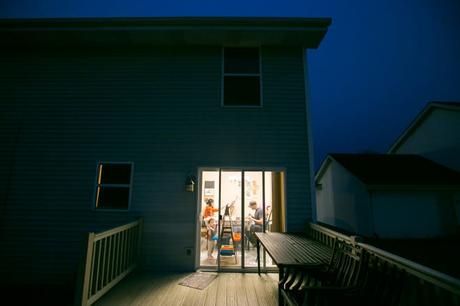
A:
[
  {"left": 316, "top": 160, "right": 372, "bottom": 236},
  {"left": 0, "top": 45, "right": 312, "bottom": 285},
  {"left": 371, "top": 190, "right": 457, "bottom": 238},
  {"left": 394, "top": 108, "right": 460, "bottom": 171},
  {"left": 316, "top": 162, "right": 334, "bottom": 228}
]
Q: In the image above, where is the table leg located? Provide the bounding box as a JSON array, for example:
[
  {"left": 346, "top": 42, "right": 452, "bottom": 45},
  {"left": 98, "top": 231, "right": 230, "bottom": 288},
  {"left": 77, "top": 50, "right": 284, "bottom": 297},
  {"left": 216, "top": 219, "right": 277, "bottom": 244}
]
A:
[
  {"left": 278, "top": 267, "right": 284, "bottom": 306},
  {"left": 257, "top": 239, "right": 260, "bottom": 275}
]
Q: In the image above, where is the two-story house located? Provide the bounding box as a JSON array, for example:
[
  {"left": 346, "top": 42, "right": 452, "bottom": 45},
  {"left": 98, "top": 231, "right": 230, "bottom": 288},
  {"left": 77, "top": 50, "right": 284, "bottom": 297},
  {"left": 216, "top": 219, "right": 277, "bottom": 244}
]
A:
[
  {"left": 0, "top": 17, "right": 331, "bottom": 291},
  {"left": 389, "top": 101, "right": 460, "bottom": 172}
]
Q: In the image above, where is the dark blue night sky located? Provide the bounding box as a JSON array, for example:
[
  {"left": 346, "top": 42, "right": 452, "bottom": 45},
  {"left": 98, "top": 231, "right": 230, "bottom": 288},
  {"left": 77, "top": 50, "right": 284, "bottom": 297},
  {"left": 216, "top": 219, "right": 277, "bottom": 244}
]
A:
[{"left": 2, "top": 0, "right": 460, "bottom": 169}]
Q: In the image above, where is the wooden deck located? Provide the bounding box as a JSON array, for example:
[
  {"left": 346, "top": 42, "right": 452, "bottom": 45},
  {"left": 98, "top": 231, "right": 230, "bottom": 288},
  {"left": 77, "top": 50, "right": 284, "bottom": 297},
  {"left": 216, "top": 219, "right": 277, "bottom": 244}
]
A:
[{"left": 94, "top": 271, "right": 278, "bottom": 306}]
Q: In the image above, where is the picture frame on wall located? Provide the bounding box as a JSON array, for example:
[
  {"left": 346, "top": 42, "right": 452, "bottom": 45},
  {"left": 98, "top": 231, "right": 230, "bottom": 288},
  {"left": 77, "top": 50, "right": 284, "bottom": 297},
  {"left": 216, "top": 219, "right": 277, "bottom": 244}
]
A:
[{"left": 204, "top": 180, "right": 215, "bottom": 195}]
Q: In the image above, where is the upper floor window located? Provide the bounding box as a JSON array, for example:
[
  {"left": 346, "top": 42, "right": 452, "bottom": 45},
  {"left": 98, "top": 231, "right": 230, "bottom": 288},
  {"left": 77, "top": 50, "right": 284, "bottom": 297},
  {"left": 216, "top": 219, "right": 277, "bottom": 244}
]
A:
[
  {"left": 95, "top": 162, "right": 133, "bottom": 210},
  {"left": 223, "top": 47, "right": 261, "bottom": 107}
]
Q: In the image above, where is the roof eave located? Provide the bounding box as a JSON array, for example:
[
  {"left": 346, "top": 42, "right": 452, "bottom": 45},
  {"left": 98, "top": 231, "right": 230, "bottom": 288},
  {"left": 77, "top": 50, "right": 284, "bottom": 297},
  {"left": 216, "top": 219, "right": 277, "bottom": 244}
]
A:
[
  {"left": 388, "top": 101, "right": 460, "bottom": 154},
  {"left": 0, "top": 17, "right": 332, "bottom": 48},
  {"left": 315, "top": 155, "right": 334, "bottom": 182},
  {"left": 388, "top": 104, "right": 434, "bottom": 154}
]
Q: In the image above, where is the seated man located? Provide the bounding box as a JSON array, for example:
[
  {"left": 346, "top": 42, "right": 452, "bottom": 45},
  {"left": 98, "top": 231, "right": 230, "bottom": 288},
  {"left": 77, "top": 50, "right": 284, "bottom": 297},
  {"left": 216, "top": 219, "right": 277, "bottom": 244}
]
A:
[{"left": 246, "top": 200, "right": 263, "bottom": 246}]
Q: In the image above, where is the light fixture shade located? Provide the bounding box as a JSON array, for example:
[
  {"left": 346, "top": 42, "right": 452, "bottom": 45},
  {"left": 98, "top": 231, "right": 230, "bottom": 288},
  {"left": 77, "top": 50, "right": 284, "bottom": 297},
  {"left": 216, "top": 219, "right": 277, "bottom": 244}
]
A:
[{"left": 185, "top": 175, "right": 195, "bottom": 192}]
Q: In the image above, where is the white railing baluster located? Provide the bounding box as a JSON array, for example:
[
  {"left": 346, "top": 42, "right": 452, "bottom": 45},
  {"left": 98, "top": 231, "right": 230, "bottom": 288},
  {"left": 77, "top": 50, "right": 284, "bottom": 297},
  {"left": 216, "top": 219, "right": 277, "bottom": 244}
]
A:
[
  {"left": 115, "top": 232, "right": 120, "bottom": 277},
  {"left": 89, "top": 241, "right": 96, "bottom": 296},
  {"left": 95, "top": 240, "right": 101, "bottom": 293},
  {"left": 107, "top": 235, "right": 112, "bottom": 285},
  {"left": 127, "top": 229, "right": 131, "bottom": 266},
  {"left": 121, "top": 230, "right": 126, "bottom": 271},
  {"left": 119, "top": 231, "right": 124, "bottom": 274},
  {"left": 109, "top": 234, "right": 115, "bottom": 282},
  {"left": 101, "top": 238, "right": 107, "bottom": 289}
]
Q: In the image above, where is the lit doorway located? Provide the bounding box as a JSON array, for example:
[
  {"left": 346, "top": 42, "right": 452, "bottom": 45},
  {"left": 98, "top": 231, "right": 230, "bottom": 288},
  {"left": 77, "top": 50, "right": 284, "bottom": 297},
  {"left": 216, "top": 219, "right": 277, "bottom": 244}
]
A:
[{"left": 197, "top": 168, "right": 286, "bottom": 271}]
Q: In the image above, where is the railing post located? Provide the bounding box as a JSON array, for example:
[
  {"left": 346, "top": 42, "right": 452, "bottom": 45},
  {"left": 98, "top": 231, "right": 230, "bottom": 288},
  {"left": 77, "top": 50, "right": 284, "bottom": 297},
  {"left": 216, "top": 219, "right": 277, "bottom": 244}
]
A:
[
  {"left": 78, "top": 232, "right": 95, "bottom": 306},
  {"left": 136, "top": 219, "right": 143, "bottom": 266},
  {"left": 75, "top": 232, "right": 95, "bottom": 306}
]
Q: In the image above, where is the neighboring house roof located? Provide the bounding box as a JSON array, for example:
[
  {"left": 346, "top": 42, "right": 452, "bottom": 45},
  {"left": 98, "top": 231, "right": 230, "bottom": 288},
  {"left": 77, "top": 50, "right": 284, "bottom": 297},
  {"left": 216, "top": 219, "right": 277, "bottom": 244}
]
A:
[
  {"left": 317, "top": 153, "right": 460, "bottom": 186},
  {"left": 388, "top": 101, "right": 460, "bottom": 153},
  {"left": 0, "top": 17, "right": 331, "bottom": 48}
]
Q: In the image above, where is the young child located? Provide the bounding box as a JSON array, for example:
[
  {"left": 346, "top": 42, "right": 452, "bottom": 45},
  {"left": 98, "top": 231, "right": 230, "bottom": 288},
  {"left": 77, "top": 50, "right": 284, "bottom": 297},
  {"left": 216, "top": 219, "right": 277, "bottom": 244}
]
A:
[
  {"left": 203, "top": 199, "right": 219, "bottom": 220},
  {"left": 207, "top": 218, "right": 218, "bottom": 259}
]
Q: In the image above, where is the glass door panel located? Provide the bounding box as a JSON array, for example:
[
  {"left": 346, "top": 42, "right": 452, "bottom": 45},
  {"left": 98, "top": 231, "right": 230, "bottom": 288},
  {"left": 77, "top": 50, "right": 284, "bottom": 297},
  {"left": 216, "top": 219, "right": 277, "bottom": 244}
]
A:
[
  {"left": 264, "top": 171, "right": 276, "bottom": 267},
  {"left": 218, "top": 171, "right": 242, "bottom": 269},
  {"left": 199, "top": 171, "right": 220, "bottom": 268},
  {"left": 243, "top": 171, "right": 263, "bottom": 267}
]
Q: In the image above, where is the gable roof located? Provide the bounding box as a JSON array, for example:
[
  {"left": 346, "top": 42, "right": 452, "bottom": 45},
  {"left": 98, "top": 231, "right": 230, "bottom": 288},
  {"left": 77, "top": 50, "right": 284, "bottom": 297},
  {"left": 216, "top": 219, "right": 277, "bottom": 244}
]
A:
[
  {"left": 388, "top": 101, "right": 460, "bottom": 153},
  {"left": 320, "top": 153, "right": 460, "bottom": 186},
  {"left": 0, "top": 17, "right": 331, "bottom": 48}
]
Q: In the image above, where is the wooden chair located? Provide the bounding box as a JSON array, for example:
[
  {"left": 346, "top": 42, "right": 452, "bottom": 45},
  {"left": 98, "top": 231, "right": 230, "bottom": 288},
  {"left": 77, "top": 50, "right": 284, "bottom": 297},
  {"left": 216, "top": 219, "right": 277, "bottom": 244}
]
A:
[
  {"left": 279, "top": 240, "right": 367, "bottom": 306},
  {"left": 356, "top": 253, "right": 406, "bottom": 306}
]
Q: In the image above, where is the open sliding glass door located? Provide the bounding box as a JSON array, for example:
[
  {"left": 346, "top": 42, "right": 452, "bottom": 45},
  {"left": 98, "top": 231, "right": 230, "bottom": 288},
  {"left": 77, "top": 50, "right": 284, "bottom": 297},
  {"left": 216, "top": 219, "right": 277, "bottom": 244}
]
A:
[{"left": 198, "top": 168, "right": 285, "bottom": 271}]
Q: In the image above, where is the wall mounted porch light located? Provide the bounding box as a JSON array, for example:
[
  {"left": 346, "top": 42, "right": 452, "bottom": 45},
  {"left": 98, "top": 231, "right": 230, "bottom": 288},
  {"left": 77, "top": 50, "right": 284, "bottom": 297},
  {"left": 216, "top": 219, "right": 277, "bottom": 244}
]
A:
[{"left": 185, "top": 174, "right": 196, "bottom": 192}]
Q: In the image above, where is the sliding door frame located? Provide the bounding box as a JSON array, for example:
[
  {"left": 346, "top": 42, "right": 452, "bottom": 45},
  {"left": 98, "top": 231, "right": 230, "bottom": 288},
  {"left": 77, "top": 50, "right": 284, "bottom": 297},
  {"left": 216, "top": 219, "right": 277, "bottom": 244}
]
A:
[{"left": 196, "top": 166, "right": 286, "bottom": 272}]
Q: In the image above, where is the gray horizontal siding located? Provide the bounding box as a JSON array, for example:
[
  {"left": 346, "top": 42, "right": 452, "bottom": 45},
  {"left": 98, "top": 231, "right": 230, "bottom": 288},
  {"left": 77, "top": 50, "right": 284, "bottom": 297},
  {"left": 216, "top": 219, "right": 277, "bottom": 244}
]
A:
[{"left": 0, "top": 45, "right": 312, "bottom": 283}]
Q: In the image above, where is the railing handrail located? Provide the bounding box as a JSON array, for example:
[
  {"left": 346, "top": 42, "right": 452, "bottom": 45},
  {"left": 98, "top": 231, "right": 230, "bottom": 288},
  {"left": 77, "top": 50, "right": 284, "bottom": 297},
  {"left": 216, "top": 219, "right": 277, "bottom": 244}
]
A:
[
  {"left": 309, "top": 222, "right": 460, "bottom": 295},
  {"left": 308, "top": 222, "right": 353, "bottom": 242},
  {"left": 94, "top": 220, "right": 141, "bottom": 241},
  {"left": 359, "top": 241, "right": 460, "bottom": 294}
]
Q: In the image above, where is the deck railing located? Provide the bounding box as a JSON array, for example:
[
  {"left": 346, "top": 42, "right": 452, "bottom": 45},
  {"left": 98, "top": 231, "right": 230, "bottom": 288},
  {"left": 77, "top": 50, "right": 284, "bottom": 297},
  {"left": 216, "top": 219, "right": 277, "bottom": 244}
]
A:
[
  {"left": 75, "top": 219, "right": 143, "bottom": 306},
  {"left": 307, "top": 222, "right": 460, "bottom": 305}
]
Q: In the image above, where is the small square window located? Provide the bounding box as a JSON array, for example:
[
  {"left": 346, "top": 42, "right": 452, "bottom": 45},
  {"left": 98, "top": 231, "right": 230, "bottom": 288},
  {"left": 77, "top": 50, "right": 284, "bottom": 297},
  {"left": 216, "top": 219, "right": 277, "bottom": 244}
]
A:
[
  {"left": 223, "top": 47, "right": 261, "bottom": 107},
  {"left": 224, "top": 48, "right": 260, "bottom": 74},
  {"left": 224, "top": 76, "right": 261, "bottom": 106},
  {"left": 95, "top": 163, "right": 133, "bottom": 210}
]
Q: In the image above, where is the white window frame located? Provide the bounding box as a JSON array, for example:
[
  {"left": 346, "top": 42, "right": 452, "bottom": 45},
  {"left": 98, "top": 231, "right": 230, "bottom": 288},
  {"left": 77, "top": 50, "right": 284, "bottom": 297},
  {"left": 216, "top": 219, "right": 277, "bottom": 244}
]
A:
[
  {"left": 93, "top": 161, "right": 134, "bottom": 211},
  {"left": 221, "top": 46, "right": 263, "bottom": 108}
]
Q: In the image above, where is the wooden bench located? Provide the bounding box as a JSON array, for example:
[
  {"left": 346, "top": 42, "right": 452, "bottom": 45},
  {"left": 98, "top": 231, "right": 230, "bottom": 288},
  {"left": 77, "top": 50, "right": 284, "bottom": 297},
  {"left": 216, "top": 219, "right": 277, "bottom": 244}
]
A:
[{"left": 279, "top": 240, "right": 406, "bottom": 306}]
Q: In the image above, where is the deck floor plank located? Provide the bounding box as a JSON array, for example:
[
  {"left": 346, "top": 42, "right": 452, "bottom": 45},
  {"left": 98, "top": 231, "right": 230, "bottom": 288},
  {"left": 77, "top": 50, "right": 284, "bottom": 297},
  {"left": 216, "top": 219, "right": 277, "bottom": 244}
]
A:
[
  {"left": 215, "top": 272, "right": 227, "bottom": 306},
  {"left": 243, "top": 273, "right": 260, "bottom": 306},
  {"left": 225, "top": 273, "right": 238, "bottom": 306},
  {"left": 251, "top": 272, "right": 270, "bottom": 306},
  {"left": 203, "top": 273, "right": 219, "bottom": 306},
  {"left": 146, "top": 274, "right": 186, "bottom": 306},
  {"left": 94, "top": 272, "right": 151, "bottom": 306},
  {"left": 235, "top": 274, "right": 250, "bottom": 306},
  {"left": 261, "top": 273, "right": 279, "bottom": 304},
  {"left": 94, "top": 271, "right": 277, "bottom": 306}
]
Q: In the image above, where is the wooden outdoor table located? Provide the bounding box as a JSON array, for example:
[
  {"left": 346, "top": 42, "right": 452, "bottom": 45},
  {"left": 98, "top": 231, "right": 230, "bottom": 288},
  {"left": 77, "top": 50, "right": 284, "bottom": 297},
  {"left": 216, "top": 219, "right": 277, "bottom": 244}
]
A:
[{"left": 255, "top": 232, "right": 333, "bottom": 305}]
